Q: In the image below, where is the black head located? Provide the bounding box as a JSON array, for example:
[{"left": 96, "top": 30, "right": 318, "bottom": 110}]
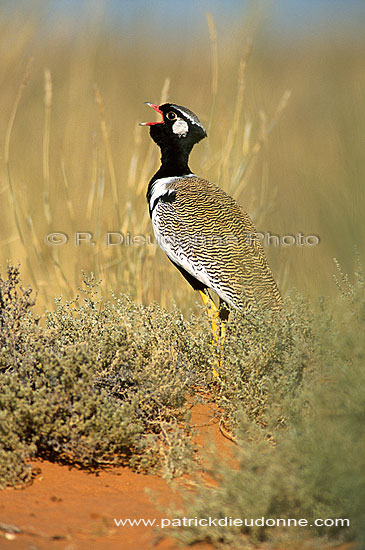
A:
[{"left": 140, "top": 102, "right": 207, "bottom": 151}]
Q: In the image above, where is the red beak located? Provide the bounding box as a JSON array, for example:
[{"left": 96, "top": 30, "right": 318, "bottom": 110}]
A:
[{"left": 140, "top": 102, "right": 164, "bottom": 126}]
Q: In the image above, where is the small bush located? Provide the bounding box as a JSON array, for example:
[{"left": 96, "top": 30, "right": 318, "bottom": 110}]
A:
[
  {"left": 1, "top": 261, "right": 364, "bottom": 549},
  {"left": 164, "top": 261, "right": 365, "bottom": 548},
  {"left": 0, "top": 264, "right": 211, "bottom": 487}
]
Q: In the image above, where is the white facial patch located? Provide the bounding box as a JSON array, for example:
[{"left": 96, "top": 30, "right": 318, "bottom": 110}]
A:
[{"left": 172, "top": 119, "right": 189, "bottom": 137}]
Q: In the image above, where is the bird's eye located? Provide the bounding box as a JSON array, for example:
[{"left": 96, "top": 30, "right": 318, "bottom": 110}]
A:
[{"left": 166, "top": 111, "right": 177, "bottom": 120}]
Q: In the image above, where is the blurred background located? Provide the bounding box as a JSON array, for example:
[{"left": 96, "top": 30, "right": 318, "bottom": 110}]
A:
[{"left": 0, "top": 0, "right": 364, "bottom": 313}]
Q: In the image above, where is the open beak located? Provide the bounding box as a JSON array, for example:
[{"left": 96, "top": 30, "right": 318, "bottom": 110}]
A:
[{"left": 139, "top": 102, "right": 164, "bottom": 126}]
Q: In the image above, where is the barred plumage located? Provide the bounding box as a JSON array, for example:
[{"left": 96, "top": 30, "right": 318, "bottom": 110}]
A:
[{"left": 141, "top": 102, "right": 282, "bottom": 316}]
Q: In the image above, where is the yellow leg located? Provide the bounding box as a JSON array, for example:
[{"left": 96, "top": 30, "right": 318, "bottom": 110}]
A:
[{"left": 199, "top": 290, "right": 226, "bottom": 378}]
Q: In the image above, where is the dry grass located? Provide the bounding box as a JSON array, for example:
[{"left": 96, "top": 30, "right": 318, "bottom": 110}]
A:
[
  {"left": 0, "top": 6, "right": 364, "bottom": 314},
  {"left": 1, "top": 8, "right": 364, "bottom": 547}
]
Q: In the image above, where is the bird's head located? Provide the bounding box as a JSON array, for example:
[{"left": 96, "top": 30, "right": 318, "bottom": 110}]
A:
[{"left": 140, "top": 102, "right": 207, "bottom": 150}]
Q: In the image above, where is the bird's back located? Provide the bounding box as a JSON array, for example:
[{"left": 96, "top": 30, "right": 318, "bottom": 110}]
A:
[{"left": 151, "top": 176, "right": 282, "bottom": 312}]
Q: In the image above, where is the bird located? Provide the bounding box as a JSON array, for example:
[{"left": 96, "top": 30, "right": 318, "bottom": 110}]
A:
[{"left": 140, "top": 102, "right": 282, "bottom": 373}]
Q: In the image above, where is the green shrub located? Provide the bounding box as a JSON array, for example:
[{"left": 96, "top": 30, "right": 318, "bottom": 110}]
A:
[
  {"left": 164, "top": 261, "right": 365, "bottom": 548},
  {"left": 0, "top": 264, "right": 210, "bottom": 487},
  {"left": 1, "top": 261, "right": 364, "bottom": 549}
]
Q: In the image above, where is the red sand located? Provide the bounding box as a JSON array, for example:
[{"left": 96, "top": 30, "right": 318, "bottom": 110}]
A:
[
  {"left": 0, "top": 403, "right": 228, "bottom": 550},
  {"left": 1, "top": 403, "right": 349, "bottom": 550}
]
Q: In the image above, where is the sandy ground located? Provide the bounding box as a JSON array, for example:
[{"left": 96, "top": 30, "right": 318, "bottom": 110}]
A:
[{"left": 0, "top": 403, "right": 228, "bottom": 550}]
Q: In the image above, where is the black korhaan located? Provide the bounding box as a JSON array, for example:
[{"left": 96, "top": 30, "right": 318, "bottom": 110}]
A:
[{"left": 141, "top": 102, "right": 282, "bottom": 319}]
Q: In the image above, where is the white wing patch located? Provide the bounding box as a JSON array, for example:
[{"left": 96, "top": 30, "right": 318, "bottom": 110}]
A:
[
  {"left": 149, "top": 174, "right": 198, "bottom": 212},
  {"left": 151, "top": 193, "right": 235, "bottom": 307},
  {"left": 149, "top": 175, "right": 196, "bottom": 211},
  {"left": 172, "top": 119, "right": 188, "bottom": 137},
  {"left": 149, "top": 177, "right": 178, "bottom": 212},
  {"left": 152, "top": 209, "right": 212, "bottom": 287}
]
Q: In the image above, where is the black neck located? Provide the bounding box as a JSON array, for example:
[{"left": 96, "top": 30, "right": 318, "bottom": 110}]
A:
[
  {"left": 150, "top": 142, "right": 193, "bottom": 183},
  {"left": 146, "top": 139, "right": 195, "bottom": 215}
]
